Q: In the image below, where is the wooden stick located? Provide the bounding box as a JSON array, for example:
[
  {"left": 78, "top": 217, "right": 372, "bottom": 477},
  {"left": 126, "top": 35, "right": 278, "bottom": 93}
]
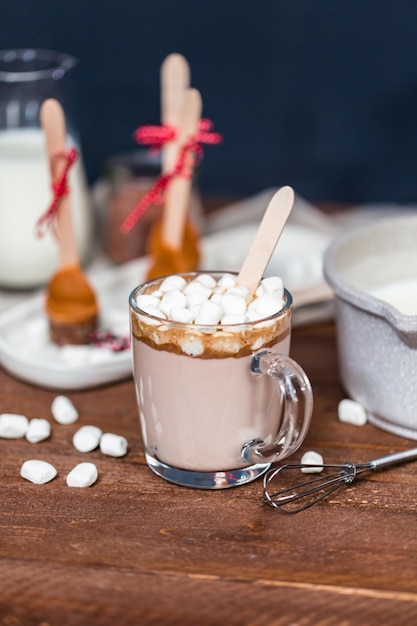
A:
[
  {"left": 160, "top": 53, "right": 190, "bottom": 175},
  {"left": 237, "top": 186, "right": 295, "bottom": 295},
  {"left": 161, "top": 88, "right": 201, "bottom": 251},
  {"left": 40, "top": 98, "right": 78, "bottom": 268}
]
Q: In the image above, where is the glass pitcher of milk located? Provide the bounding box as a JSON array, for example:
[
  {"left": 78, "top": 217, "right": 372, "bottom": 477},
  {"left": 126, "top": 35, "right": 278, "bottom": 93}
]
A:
[{"left": 0, "top": 48, "right": 92, "bottom": 289}]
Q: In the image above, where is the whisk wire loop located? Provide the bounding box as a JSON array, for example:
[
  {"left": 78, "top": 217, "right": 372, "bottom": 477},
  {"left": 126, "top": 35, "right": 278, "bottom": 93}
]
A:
[
  {"left": 262, "top": 447, "right": 417, "bottom": 514},
  {"left": 262, "top": 462, "right": 360, "bottom": 513}
]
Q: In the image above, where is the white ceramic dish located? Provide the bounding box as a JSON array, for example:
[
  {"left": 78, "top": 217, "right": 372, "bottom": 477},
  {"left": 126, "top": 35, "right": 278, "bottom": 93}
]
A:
[
  {"left": 0, "top": 223, "right": 332, "bottom": 390},
  {"left": 0, "top": 257, "right": 148, "bottom": 390}
]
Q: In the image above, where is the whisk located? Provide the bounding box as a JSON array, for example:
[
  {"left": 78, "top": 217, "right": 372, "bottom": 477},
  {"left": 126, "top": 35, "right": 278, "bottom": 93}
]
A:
[{"left": 262, "top": 447, "right": 417, "bottom": 513}]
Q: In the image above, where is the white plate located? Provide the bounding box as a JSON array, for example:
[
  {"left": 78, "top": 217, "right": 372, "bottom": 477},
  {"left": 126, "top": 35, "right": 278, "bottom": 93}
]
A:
[
  {"left": 201, "top": 222, "right": 331, "bottom": 291},
  {"left": 0, "top": 257, "right": 148, "bottom": 390}
]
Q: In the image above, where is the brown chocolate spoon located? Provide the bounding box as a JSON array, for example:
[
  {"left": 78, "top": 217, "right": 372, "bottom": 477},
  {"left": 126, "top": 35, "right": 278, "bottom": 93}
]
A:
[
  {"left": 146, "top": 54, "right": 200, "bottom": 280},
  {"left": 40, "top": 98, "right": 98, "bottom": 345}
]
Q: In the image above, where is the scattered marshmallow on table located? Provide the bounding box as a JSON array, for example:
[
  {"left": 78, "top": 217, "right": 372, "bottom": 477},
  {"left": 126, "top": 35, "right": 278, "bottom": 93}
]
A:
[
  {"left": 51, "top": 395, "right": 79, "bottom": 425},
  {"left": 301, "top": 451, "right": 324, "bottom": 473},
  {"left": 338, "top": 399, "right": 368, "bottom": 426},
  {"left": 25, "top": 418, "right": 51, "bottom": 443},
  {"left": 100, "top": 433, "right": 128, "bottom": 457},
  {"left": 0, "top": 413, "right": 29, "bottom": 439},
  {"left": 73, "top": 425, "right": 103, "bottom": 453},
  {"left": 21, "top": 459, "right": 57, "bottom": 484},
  {"left": 66, "top": 462, "right": 98, "bottom": 488}
]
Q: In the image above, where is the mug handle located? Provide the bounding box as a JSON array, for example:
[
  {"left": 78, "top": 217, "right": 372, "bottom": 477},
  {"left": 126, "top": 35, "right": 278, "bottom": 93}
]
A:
[{"left": 241, "top": 349, "right": 313, "bottom": 464}]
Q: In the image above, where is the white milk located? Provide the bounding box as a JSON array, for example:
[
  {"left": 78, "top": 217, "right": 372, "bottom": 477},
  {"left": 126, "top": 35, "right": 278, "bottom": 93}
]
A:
[
  {"left": 0, "top": 128, "right": 92, "bottom": 288},
  {"left": 371, "top": 279, "right": 417, "bottom": 316}
]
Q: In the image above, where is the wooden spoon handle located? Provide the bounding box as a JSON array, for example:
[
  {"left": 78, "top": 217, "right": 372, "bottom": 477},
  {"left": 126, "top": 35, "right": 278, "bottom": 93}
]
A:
[
  {"left": 161, "top": 88, "right": 202, "bottom": 250},
  {"left": 160, "top": 53, "right": 190, "bottom": 174},
  {"left": 237, "top": 186, "right": 295, "bottom": 294},
  {"left": 40, "top": 98, "right": 78, "bottom": 267}
]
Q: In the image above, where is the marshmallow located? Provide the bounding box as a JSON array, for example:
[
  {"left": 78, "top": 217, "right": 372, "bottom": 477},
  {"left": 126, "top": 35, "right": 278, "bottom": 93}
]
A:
[
  {"left": 160, "top": 290, "right": 187, "bottom": 317},
  {"left": 261, "top": 276, "right": 284, "bottom": 295},
  {"left": 159, "top": 275, "right": 187, "bottom": 292},
  {"left": 221, "top": 313, "right": 248, "bottom": 326},
  {"left": 25, "top": 418, "right": 51, "bottom": 443},
  {"left": 135, "top": 294, "right": 161, "bottom": 309},
  {"left": 186, "top": 291, "right": 209, "bottom": 309},
  {"left": 195, "top": 273, "right": 217, "bottom": 289},
  {"left": 246, "top": 309, "right": 265, "bottom": 322},
  {"left": 169, "top": 307, "right": 194, "bottom": 324},
  {"left": 221, "top": 293, "right": 247, "bottom": 316},
  {"left": 250, "top": 294, "right": 283, "bottom": 317},
  {"left": 180, "top": 335, "right": 204, "bottom": 356},
  {"left": 21, "top": 459, "right": 57, "bottom": 484},
  {"left": 139, "top": 304, "right": 166, "bottom": 325},
  {"left": 66, "top": 462, "right": 98, "bottom": 488},
  {"left": 0, "top": 413, "right": 29, "bottom": 438},
  {"left": 100, "top": 433, "right": 128, "bottom": 457},
  {"left": 184, "top": 281, "right": 212, "bottom": 298},
  {"left": 51, "top": 396, "right": 79, "bottom": 425},
  {"left": 217, "top": 274, "right": 236, "bottom": 289},
  {"left": 255, "top": 283, "right": 265, "bottom": 297},
  {"left": 226, "top": 285, "right": 251, "bottom": 302},
  {"left": 301, "top": 451, "right": 324, "bottom": 473},
  {"left": 338, "top": 399, "right": 368, "bottom": 426},
  {"left": 73, "top": 425, "right": 103, "bottom": 453},
  {"left": 195, "top": 300, "right": 223, "bottom": 326}
]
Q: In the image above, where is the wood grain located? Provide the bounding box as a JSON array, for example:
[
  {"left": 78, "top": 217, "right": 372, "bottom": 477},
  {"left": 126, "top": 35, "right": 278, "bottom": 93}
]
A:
[{"left": 1, "top": 322, "right": 417, "bottom": 625}]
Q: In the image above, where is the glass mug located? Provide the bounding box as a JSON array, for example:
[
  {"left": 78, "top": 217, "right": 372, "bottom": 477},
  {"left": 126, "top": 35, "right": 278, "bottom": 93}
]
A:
[
  {"left": 129, "top": 272, "right": 313, "bottom": 489},
  {"left": 0, "top": 48, "right": 92, "bottom": 289}
]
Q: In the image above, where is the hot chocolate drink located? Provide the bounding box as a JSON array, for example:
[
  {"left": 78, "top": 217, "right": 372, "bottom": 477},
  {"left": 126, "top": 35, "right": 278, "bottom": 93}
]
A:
[{"left": 129, "top": 271, "right": 312, "bottom": 488}]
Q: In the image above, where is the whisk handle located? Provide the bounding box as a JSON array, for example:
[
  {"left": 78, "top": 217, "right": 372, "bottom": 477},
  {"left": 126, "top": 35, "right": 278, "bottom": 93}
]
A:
[
  {"left": 242, "top": 350, "right": 313, "bottom": 464},
  {"left": 371, "top": 447, "right": 417, "bottom": 470}
]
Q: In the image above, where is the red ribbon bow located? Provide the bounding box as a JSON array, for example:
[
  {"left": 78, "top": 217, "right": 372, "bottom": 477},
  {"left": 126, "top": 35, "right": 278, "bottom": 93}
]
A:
[
  {"left": 36, "top": 147, "right": 78, "bottom": 237},
  {"left": 120, "top": 119, "right": 222, "bottom": 234}
]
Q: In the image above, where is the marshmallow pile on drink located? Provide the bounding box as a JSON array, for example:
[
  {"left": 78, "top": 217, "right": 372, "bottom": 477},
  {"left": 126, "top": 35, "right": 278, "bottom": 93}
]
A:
[
  {"left": 136, "top": 273, "right": 285, "bottom": 326},
  {"left": 132, "top": 272, "right": 291, "bottom": 358}
]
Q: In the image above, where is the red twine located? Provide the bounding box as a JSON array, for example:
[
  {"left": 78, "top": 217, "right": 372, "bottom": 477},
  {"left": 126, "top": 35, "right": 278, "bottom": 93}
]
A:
[
  {"left": 120, "top": 119, "right": 222, "bottom": 234},
  {"left": 36, "top": 147, "right": 78, "bottom": 237},
  {"left": 88, "top": 329, "right": 131, "bottom": 352}
]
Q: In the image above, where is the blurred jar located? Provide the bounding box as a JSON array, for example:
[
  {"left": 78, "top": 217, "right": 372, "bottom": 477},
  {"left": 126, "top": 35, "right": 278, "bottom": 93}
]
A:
[
  {"left": 101, "top": 149, "right": 203, "bottom": 264},
  {"left": 0, "top": 48, "right": 92, "bottom": 289}
]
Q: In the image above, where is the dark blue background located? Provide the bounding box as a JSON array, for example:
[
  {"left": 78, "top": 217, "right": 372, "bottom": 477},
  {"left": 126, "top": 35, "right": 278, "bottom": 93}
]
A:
[{"left": 2, "top": 0, "right": 417, "bottom": 203}]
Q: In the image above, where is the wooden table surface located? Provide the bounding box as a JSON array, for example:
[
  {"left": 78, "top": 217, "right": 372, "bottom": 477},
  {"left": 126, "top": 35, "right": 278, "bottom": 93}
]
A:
[{"left": 1, "top": 320, "right": 417, "bottom": 626}]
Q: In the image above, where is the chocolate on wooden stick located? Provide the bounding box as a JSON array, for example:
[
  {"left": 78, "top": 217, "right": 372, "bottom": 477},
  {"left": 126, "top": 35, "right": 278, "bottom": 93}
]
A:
[
  {"left": 39, "top": 98, "right": 98, "bottom": 345},
  {"left": 147, "top": 87, "right": 202, "bottom": 279},
  {"left": 120, "top": 54, "right": 221, "bottom": 278},
  {"left": 146, "top": 55, "right": 200, "bottom": 279}
]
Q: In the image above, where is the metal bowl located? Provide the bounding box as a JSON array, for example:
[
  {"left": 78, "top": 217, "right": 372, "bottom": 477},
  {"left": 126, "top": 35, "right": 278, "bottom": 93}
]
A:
[{"left": 323, "top": 213, "right": 417, "bottom": 439}]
